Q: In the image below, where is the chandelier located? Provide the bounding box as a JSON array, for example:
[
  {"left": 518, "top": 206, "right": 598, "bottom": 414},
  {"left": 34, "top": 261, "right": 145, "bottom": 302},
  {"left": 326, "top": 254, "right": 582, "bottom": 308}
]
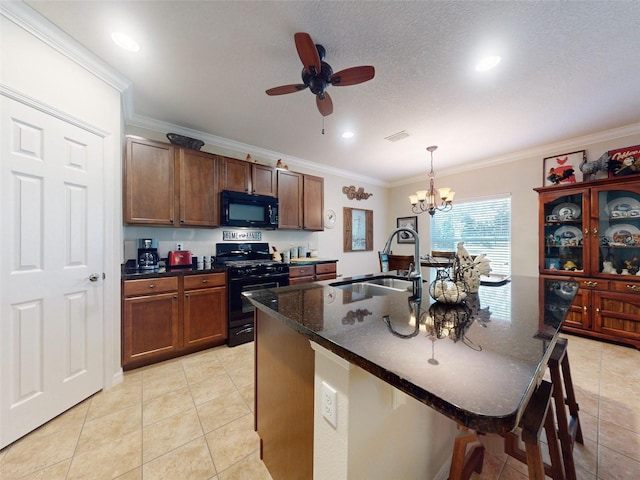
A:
[{"left": 409, "top": 146, "right": 454, "bottom": 216}]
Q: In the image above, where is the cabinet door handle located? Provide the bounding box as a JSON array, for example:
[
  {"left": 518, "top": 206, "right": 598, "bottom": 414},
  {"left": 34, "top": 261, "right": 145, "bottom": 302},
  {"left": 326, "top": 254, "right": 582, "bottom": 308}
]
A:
[
  {"left": 202, "top": 279, "right": 209, "bottom": 283},
  {"left": 626, "top": 284, "right": 640, "bottom": 292},
  {"left": 593, "top": 227, "right": 598, "bottom": 237},
  {"left": 170, "top": 218, "right": 174, "bottom": 224},
  {"left": 584, "top": 227, "right": 589, "bottom": 235},
  {"left": 148, "top": 284, "right": 156, "bottom": 289},
  {"left": 173, "top": 295, "right": 178, "bottom": 299},
  {"left": 582, "top": 305, "right": 588, "bottom": 312},
  {"left": 595, "top": 307, "right": 600, "bottom": 314},
  {"left": 584, "top": 281, "right": 598, "bottom": 288},
  {"left": 180, "top": 219, "right": 184, "bottom": 224}
]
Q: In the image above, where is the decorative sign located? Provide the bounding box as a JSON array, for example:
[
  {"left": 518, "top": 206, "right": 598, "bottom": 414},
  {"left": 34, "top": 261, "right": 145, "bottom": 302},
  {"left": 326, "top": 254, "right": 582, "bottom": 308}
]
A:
[
  {"left": 342, "top": 185, "right": 373, "bottom": 200},
  {"left": 223, "top": 230, "right": 262, "bottom": 241}
]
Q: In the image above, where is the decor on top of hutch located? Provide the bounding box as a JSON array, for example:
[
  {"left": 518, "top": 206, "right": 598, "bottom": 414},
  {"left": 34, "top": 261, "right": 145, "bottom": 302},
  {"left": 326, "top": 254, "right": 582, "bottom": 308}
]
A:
[
  {"left": 535, "top": 175, "right": 640, "bottom": 349},
  {"left": 396, "top": 216, "right": 418, "bottom": 243},
  {"left": 166, "top": 133, "right": 204, "bottom": 150},
  {"left": 343, "top": 207, "right": 373, "bottom": 252},
  {"left": 543, "top": 150, "right": 585, "bottom": 186},
  {"left": 605, "top": 144, "right": 640, "bottom": 177},
  {"left": 409, "top": 146, "right": 455, "bottom": 216},
  {"left": 342, "top": 185, "right": 373, "bottom": 200}
]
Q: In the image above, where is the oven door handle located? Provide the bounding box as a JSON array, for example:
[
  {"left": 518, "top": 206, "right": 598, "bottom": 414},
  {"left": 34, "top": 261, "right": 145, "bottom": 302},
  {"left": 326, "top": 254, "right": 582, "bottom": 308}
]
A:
[
  {"left": 229, "top": 274, "right": 289, "bottom": 283},
  {"left": 235, "top": 326, "right": 254, "bottom": 336}
]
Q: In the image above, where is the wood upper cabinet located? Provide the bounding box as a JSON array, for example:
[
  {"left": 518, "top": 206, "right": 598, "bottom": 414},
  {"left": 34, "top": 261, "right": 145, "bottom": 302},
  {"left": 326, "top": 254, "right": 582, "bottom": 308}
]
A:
[
  {"left": 278, "top": 170, "right": 324, "bottom": 230},
  {"left": 179, "top": 149, "right": 219, "bottom": 227},
  {"left": 277, "top": 170, "right": 304, "bottom": 229},
  {"left": 124, "top": 137, "right": 176, "bottom": 225},
  {"left": 219, "top": 157, "right": 277, "bottom": 196},
  {"left": 303, "top": 174, "right": 324, "bottom": 231},
  {"left": 124, "top": 136, "right": 219, "bottom": 227}
]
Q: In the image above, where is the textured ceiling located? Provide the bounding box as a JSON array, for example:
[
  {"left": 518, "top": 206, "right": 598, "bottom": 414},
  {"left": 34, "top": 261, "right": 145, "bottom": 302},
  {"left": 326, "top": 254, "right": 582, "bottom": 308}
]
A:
[{"left": 23, "top": 1, "right": 640, "bottom": 184}]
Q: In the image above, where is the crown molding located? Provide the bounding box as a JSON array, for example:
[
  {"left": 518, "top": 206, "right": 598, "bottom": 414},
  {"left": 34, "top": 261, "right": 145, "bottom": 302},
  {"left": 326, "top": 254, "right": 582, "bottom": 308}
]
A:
[
  {"left": 390, "top": 122, "right": 640, "bottom": 188},
  {"left": 1, "top": 1, "right": 132, "bottom": 96},
  {"left": 127, "top": 112, "right": 386, "bottom": 187}
]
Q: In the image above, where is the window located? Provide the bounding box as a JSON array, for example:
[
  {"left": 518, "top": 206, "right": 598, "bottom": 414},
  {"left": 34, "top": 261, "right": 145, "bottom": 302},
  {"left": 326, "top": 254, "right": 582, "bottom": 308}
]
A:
[{"left": 430, "top": 195, "right": 511, "bottom": 276}]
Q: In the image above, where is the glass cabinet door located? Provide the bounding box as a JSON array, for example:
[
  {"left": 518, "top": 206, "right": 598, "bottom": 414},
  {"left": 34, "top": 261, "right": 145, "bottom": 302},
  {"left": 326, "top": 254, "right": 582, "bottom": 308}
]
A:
[
  {"left": 595, "top": 186, "right": 640, "bottom": 276},
  {"left": 541, "top": 191, "right": 586, "bottom": 274}
]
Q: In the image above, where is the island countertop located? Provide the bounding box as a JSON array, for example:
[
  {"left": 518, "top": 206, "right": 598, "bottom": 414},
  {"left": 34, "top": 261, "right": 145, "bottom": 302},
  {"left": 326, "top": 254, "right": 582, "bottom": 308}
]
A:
[{"left": 245, "top": 274, "right": 576, "bottom": 434}]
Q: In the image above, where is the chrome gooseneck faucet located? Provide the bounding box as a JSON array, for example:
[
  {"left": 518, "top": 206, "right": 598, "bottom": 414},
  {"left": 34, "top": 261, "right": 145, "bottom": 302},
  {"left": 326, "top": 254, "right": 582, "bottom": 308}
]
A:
[{"left": 382, "top": 227, "right": 422, "bottom": 298}]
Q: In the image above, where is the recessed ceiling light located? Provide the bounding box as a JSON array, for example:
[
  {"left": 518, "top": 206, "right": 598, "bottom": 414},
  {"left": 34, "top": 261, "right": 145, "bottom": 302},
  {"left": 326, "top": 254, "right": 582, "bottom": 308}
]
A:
[
  {"left": 475, "top": 55, "right": 501, "bottom": 72},
  {"left": 111, "top": 31, "right": 139, "bottom": 52},
  {"left": 342, "top": 131, "right": 355, "bottom": 139}
]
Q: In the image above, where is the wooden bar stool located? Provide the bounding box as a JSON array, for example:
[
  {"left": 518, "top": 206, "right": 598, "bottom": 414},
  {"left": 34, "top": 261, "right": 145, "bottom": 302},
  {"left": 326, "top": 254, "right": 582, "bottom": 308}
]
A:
[
  {"left": 548, "top": 337, "right": 583, "bottom": 480},
  {"left": 448, "top": 380, "right": 564, "bottom": 480},
  {"left": 503, "top": 380, "right": 565, "bottom": 480}
]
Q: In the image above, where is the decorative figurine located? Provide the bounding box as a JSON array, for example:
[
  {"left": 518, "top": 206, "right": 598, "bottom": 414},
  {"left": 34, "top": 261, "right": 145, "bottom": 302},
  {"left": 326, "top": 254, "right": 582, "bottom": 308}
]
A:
[{"left": 602, "top": 261, "right": 616, "bottom": 274}]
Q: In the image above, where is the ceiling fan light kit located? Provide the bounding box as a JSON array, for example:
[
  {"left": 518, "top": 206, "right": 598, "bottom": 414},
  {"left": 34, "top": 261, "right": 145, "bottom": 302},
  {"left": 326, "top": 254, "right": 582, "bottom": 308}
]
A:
[
  {"left": 266, "top": 32, "right": 375, "bottom": 117},
  {"left": 409, "top": 146, "right": 454, "bottom": 216}
]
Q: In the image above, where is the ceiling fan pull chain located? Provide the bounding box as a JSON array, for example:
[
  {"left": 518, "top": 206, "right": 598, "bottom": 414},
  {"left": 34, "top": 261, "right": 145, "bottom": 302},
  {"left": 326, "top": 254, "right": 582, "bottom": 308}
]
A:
[{"left": 322, "top": 116, "right": 325, "bottom": 135}]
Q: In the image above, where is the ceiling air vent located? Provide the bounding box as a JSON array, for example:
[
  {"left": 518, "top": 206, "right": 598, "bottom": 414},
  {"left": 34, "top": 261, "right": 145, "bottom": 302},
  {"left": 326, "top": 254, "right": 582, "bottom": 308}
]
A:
[{"left": 384, "top": 130, "right": 410, "bottom": 142}]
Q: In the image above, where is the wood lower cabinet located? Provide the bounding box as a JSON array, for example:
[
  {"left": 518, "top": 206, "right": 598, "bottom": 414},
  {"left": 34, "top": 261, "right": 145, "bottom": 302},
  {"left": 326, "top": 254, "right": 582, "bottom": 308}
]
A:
[
  {"left": 289, "top": 262, "right": 337, "bottom": 285},
  {"left": 124, "top": 136, "right": 219, "bottom": 227},
  {"left": 122, "top": 277, "right": 180, "bottom": 367},
  {"left": 122, "top": 272, "right": 227, "bottom": 369},
  {"left": 183, "top": 273, "right": 227, "bottom": 348},
  {"left": 545, "top": 275, "right": 640, "bottom": 348}
]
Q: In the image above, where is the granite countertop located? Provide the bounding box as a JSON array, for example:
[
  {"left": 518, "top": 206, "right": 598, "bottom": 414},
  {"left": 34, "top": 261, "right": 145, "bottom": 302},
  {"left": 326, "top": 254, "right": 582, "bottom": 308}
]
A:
[
  {"left": 121, "top": 262, "right": 226, "bottom": 280},
  {"left": 287, "top": 258, "right": 338, "bottom": 266},
  {"left": 245, "top": 274, "right": 577, "bottom": 434}
]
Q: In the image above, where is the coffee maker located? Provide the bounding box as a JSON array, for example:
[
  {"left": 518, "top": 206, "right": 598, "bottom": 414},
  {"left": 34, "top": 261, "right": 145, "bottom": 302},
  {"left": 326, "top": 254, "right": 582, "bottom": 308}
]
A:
[{"left": 137, "top": 238, "right": 160, "bottom": 269}]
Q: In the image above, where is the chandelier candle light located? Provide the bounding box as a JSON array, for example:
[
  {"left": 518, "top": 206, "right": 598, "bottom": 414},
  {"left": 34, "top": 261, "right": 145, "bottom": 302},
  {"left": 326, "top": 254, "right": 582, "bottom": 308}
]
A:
[{"left": 409, "top": 146, "right": 454, "bottom": 216}]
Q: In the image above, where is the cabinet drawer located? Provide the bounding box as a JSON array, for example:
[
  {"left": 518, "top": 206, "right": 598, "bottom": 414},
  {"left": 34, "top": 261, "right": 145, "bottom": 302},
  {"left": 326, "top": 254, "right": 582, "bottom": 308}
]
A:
[
  {"left": 123, "top": 277, "right": 178, "bottom": 296},
  {"left": 315, "top": 273, "right": 336, "bottom": 281},
  {"left": 289, "top": 265, "right": 315, "bottom": 278},
  {"left": 578, "top": 279, "right": 609, "bottom": 290},
  {"left": 184, "top": 273, "right": 226, "bottom": 290},
  {"left": 610, "top": 280, "right": 640, "bottom": 295},
  {"left": 315, "top": 262, "right": 336, "bottom": 275}
]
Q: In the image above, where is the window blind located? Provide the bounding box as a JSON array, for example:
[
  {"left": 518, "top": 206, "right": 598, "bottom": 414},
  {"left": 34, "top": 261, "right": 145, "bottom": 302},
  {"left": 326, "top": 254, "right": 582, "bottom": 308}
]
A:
[{"left": 430, "top": 196, "right": 511, "bottom": 276}]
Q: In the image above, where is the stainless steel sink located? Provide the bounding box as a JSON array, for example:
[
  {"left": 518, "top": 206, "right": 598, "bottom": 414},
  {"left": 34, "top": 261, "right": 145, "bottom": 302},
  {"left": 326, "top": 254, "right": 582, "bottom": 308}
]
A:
[
  {"left": 331, "top": 276, "right": 412, "bottom": 296},
  {"left": 366, "top": 278, "right": 413, "bottom": 290}
]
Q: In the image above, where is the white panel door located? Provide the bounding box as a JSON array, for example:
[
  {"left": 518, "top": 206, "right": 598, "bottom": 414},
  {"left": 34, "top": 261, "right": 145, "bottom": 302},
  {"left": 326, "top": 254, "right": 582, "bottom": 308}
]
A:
[{"left": 0, "top": 96, "right": 104, "bottom": 448}]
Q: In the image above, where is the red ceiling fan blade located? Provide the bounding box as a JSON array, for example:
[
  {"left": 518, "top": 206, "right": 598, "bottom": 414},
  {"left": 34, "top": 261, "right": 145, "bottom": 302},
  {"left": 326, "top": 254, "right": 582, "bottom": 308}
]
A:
[
  {"left": 265, "top": 84, "right": 308, "bottom": 96},
  {"left": 330, "top": 66, "right": 375, "bottom": 86},
  {"left": 316, "top": 93, "right": 333, "bottom": 117},
  {"left": 294, "top": 32, "right": 321, "bottom": 75}
]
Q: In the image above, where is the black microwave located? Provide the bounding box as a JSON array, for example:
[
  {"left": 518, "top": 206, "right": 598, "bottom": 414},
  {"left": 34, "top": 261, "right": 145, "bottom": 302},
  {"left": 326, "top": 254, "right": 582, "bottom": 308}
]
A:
[{"left": 220, "top": 191, "right": 279, "bottom": 229}]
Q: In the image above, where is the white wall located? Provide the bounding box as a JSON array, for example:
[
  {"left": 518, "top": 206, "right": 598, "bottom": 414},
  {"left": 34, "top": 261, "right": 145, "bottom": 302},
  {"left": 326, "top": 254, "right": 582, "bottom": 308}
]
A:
[
  {"left": 389, "top": 130, "right": 640, "bottom": 276},
  {"left": 124, "top": 126, "right": 390, "bottom": 279},
  {"left": 1, "top": 8, "right": 124, "bottom": 388}
]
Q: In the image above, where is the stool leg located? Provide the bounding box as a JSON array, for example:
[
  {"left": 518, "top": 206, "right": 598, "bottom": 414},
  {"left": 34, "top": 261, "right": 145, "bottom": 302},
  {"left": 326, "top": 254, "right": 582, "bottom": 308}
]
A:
[
  {"left": 550, "top": 359, "right": 577, "bottom": 480},
  {"left": 448, "top": 427, "right": 484, "bottom": 480},
  {"left": 560, "top": 351, "right": 583, "bottom": 445}
]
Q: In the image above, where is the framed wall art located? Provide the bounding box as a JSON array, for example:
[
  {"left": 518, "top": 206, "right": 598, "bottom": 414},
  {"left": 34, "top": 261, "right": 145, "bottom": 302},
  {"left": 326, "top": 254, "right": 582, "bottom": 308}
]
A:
[
  {"left": 343, "top": 207, "right": 373, "bottom": 252},
  {"left": 543, "top": 150, "right": 585, "bottom": 186},
  {"left": 396, "top": 216, "right": 418, "bottom": 244}
]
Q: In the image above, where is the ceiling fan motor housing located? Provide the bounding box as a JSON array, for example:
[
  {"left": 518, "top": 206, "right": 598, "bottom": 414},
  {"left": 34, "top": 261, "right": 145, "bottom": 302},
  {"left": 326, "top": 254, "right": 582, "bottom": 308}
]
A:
[{"left": 302, "top": 61, "right": 333, "bottom": 96}]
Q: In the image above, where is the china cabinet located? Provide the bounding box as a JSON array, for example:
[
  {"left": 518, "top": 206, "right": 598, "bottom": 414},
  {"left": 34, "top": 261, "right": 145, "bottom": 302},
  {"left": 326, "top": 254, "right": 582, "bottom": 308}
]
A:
[{"left": 535, "top": 176, "right": 640, "bottom": 348}]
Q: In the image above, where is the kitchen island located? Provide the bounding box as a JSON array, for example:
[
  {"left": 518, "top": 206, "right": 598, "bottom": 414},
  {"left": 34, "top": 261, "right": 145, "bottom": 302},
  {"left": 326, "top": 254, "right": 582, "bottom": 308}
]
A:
[{"left": 245, "top": 274, "right": 576, "bottom": 480}]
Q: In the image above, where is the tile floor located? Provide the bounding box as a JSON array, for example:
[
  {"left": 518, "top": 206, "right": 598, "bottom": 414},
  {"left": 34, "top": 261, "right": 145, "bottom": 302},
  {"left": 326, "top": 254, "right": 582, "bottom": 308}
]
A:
[{"left": 1, "top": 334, "right": 639, "bottom": 480}]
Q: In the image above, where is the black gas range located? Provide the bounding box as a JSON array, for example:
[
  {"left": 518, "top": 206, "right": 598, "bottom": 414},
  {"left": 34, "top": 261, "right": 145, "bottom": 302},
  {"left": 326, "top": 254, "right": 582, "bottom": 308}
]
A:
[{"left": 215, "top": 243, "right": 289, "bottom": 346}]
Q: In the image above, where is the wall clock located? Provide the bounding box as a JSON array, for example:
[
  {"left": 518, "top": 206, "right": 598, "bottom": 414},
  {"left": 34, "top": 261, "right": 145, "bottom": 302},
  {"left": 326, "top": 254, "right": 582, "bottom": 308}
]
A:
[{"left": 324, "top": 208, "right": 336, "bottom": 229}]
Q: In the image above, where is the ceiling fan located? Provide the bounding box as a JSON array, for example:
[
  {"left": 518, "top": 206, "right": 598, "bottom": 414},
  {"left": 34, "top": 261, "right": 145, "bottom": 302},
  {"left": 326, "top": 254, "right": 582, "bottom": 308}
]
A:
[{"left": 265, "top": 32, "right": 375, "bottom": 117}]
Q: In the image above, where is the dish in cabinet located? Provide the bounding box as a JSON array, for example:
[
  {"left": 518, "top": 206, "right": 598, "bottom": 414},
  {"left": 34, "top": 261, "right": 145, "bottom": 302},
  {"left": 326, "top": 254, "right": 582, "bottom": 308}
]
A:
[
  {"left": 604, "top": 224, "right": 640, "bottom": 245},
  {"left": 604, "top": 197, "right": 640, "bottom": 218},
  {"left": 553, "top": 225, "right": 582, "bottom": 245},
  {"left": 552, "top": 202, "right": 581, "bottom": 220}
]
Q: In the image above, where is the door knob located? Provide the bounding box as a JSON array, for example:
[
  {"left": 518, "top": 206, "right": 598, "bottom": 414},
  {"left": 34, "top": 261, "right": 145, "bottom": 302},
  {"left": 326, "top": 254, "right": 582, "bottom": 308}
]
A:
[{"left": 88, "top": 273, "right": 100, "bottom": 282}]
